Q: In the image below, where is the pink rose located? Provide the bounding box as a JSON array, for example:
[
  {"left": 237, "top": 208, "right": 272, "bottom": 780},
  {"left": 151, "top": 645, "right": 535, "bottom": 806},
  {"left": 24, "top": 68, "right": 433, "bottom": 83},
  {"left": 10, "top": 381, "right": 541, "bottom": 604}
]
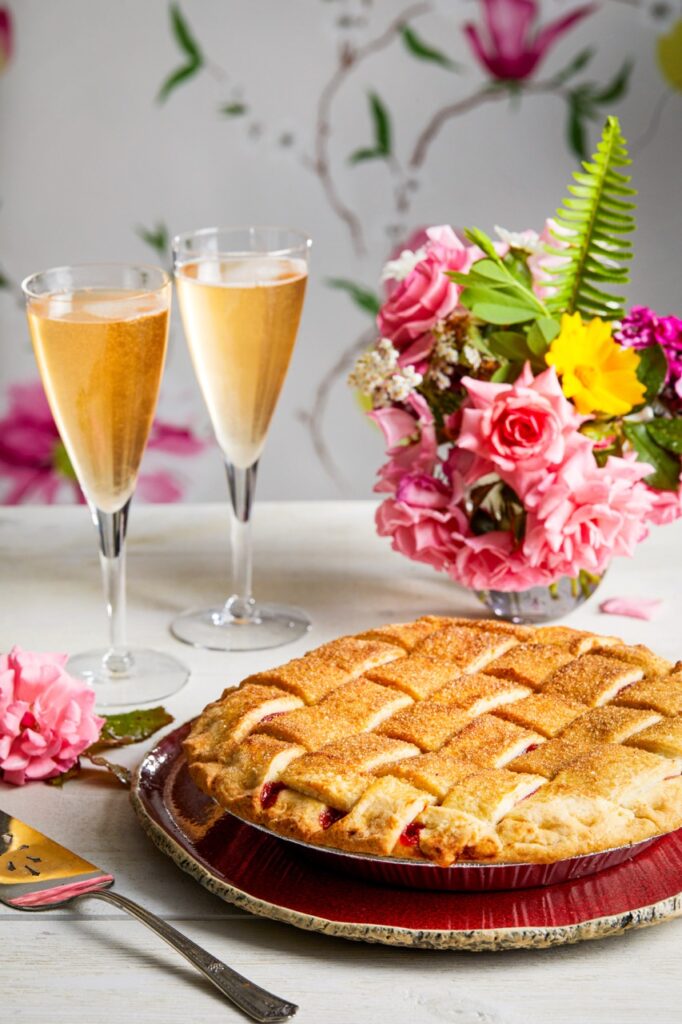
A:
[
  {"left": 0, "top": 648, "right": 104, "bottom": 785},
  {"left": 457, "top": 364, "right": 587, "bottom": 496},
  {"left": 523, "top": 450, "right": 654, "bottom": 579},
  {"left": 376, "top": 498, "right": 467, "bottom": 573},
  {"left": 377, "top": 226, "right": 479, "bottom": 353},
  {"left": 646, "top": 480, "right": 682, "bottom": 526},
  {"left": 396, "top": 472, "right": 451, "bottom": 509},
  {"left": 370, "top": 393, "right": 438, "bottom": 494},
  {"left": 454, "top": 531, "right": 556, "bottom": 592}
]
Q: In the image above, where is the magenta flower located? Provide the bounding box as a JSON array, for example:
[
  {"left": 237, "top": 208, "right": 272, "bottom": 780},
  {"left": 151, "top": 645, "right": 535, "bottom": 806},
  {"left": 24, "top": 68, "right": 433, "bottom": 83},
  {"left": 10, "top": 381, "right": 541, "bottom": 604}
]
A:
[
  {"left": 616, "top": 306, "right": 682, "bottom": 398},
  {"left": 0, "top": 7, "right": 12, "bottom": 74},
  {"left": 0, "top": 380, "right": 208, "bottom": 505},
  {"left": 464, "top": 0, "right": 595, "bottom": 81}
]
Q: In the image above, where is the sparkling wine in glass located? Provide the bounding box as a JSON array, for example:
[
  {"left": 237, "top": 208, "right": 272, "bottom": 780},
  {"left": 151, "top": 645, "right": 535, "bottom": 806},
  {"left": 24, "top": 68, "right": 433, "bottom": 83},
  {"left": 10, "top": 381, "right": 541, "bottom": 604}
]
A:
[
  {"left": 171, "top": 226, "right": 311, "bottom": 651},
  {"left": 23, "top": 264, "right": 189, "bottom": 706}
]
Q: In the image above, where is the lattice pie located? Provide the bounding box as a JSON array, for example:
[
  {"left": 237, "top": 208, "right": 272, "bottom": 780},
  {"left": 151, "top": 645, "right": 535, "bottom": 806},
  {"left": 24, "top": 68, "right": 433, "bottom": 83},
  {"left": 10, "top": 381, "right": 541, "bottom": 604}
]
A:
[{"left": 185, "top": 618, "right": 682, "bottom": 865}]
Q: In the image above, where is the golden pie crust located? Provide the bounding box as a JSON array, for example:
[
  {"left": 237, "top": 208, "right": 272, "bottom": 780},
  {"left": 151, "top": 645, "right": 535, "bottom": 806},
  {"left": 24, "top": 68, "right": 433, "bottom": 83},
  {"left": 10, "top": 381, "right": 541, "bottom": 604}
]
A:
[{"left": 185, "top": 617, "right": 682, "bottom": 866}]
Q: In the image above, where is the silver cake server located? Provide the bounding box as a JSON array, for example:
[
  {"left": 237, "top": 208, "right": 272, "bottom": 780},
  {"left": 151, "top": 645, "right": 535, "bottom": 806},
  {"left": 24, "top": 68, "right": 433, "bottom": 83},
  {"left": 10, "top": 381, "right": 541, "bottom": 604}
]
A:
[{"left": 0, "top": 809, "right": 297, "bottom": 1022}]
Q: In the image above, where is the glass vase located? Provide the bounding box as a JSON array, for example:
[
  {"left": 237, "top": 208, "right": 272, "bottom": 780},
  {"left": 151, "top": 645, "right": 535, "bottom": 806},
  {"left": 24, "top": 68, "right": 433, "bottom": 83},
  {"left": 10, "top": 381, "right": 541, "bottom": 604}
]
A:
[{"left": 477, "top": 571, "right": 604, "bottom": 625}]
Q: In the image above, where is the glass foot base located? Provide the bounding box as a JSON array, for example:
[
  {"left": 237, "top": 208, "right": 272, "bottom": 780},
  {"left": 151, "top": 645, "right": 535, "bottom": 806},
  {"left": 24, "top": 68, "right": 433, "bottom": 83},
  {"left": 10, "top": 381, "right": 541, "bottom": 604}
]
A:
[
  {"left": 67, "top": 648, "right": 190, "bottom": 709},
  {"left": 170, "top": 603, "right": 312, "bottom": 652}
]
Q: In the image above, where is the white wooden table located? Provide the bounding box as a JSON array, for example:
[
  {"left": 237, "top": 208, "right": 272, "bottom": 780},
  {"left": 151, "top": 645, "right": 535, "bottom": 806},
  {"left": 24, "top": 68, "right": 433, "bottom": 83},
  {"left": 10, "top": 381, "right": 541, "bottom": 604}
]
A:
[{"left": 2, "top": 502, "right": 682, "bottom": 1024}]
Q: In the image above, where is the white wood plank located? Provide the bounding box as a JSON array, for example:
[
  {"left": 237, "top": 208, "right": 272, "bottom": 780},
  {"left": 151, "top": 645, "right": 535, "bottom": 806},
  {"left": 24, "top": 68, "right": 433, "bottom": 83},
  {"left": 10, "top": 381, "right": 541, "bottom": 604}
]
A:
[{"left": 5, "top": 914, "right": 682, "bottom": 1023}]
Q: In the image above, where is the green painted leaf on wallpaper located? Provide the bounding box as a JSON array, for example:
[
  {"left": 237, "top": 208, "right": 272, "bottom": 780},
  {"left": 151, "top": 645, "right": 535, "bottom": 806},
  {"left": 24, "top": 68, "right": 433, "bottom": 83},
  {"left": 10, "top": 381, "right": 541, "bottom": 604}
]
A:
[
  {"left": 623, "top": 421, "right": 680, "bottom": 490},
  {"left": 591, "top": 59, "right": 634, "bottom": 105},
  {"left": 326, "top": 277, "right": 381, "bottom": 316},
  {"left": 158, "top": 61, "right": 201, "bottom": 104},
  {"left": 370, "top": 92, "right": 391, "bottom": 154},
  {"left": 170, "top": 2, "right": 203, "bottom": 63},
  {"left": 635, "top": 343, "right": 668, "bottom": 403},
  {"left": 647, "top": 418, "right": 682, "bottom": 455},
  {"left": 219, "top": 103, "right": 248, "bottom": 117},
  {"left": 551, "top": 47, "right": 595, "bottom": 87},
  {"left": 401, "top": 26, "right": 459, "bottom": 70},
  {"left": 157, "top": 4, "right": 204, "bottom": 103},
  {"left": 567, "top": 93, "right": 590, "bottom": 160},
  {"left": 349, "top": 92, "right": 392, "bottom": 164},
  {"left": 136, "top": 222, "right": 170, "bottom": 260}
]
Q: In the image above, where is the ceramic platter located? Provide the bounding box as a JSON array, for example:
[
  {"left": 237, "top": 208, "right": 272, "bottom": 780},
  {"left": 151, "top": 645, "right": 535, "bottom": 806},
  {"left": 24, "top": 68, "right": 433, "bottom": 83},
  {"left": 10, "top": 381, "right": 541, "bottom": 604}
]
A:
[{"left": 131, "top": 722, "right": 682, "bottom": 951}]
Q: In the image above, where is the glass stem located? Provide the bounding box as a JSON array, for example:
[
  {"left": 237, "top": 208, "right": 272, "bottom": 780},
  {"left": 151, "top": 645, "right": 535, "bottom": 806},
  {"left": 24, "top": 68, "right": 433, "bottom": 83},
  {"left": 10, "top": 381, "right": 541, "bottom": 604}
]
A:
[
  {"left": 93, "top": 500, "right": 134, "bottom": 675},
  {"left": 224, "top": 461, "right": 258, "bottom": 622}
]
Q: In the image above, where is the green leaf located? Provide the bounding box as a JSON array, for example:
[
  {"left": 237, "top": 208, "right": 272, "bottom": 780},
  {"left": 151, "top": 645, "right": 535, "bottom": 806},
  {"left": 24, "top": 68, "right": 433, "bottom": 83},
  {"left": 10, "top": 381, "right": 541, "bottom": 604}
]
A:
[
  {"left": 551, "top": 47, "right": 595, "bottom": 87},
  {"left": 466, "top": 300, "right": 540, "bottom": 325},
  {"left": 170, "top": 3, "right": 203, "bottom": 63},
  {"left": 326, "top": 277, "right": 381, "bottom": 317},
  {"left": 488, "top": 331, "right": 528, "bottom": 361},
  {"left": 623, "top": 421, "right": 680, "bottom": 490},
  {"left": 219, "top": 102, "right": 247, "bottom": 117},
  {"left": 635, "top": 343, "right": 667, "bottom": 403},
  {"left": 549, "top": 116, "right": 636, "bottom": 321},
  {"left": 468, "top": 259, "right": 510, "bottom": 284},
  {"left": 348, "top": 146, "right": 383, "bottom": 164},
  {"left": 464, "top": 227, "right": 500, "bottom": 261},
  {"left": 401, "top": 25, "right": 459, "bottom": 70},
  {"left": 567, "top": 94, "right": 589, "bottom": 161},
  {"left": 369, "top": 92, "right": 391, "bottom": 155},
  {"left": 89, "top": 706, "right": 174, "bottom": 753},
  {"left": 526, "top": 322, "right": 551, "bottom": 358},
  {"left": 647, "top": 419, "right": 682, "bottom": 455},
  {"left": 85, "top": 754, "right": 132, "bottom": 787},
  {"left": 535, "top": 317, "right": 561, "bottom": 342},
  {"left": 136, "top": 222, "right": 169, "bottom": 260},
  {"left": 591, "top": 59, "right": 634, "bottom": 105},
  {"left": 157, "top": 61, "right": 201, "bottom": 103}
]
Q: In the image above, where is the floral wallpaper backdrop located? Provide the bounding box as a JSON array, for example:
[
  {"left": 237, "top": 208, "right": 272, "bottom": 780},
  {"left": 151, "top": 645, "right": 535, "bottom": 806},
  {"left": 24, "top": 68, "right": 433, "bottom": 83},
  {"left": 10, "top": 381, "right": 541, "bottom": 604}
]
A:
[{"left": 0, "top": 0, "right": 681, "bottom": 502}]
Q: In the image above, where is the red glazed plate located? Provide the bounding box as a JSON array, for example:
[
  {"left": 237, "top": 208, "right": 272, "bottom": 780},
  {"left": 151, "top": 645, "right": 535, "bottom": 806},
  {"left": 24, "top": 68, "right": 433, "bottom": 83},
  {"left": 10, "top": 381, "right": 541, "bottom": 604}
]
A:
[{"left": 131, "top": 722, "right": 682, "bottom": 951}]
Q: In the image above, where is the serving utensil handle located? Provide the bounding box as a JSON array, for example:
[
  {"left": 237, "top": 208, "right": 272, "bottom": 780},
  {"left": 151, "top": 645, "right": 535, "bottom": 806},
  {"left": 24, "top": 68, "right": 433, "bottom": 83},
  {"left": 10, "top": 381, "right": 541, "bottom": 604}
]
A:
[{"left": 78, "top": 888, "right": 298, "bottom": 1022}]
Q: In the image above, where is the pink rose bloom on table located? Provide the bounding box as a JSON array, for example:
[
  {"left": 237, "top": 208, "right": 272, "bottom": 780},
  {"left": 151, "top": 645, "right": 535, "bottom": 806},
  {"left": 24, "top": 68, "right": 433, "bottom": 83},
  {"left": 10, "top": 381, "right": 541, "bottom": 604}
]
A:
[
  {"left": 378, "top": 226, "right": 481, "bottom": 364},
  {"left": 0, "top": 648, "right": 104, "bottom": 785}
]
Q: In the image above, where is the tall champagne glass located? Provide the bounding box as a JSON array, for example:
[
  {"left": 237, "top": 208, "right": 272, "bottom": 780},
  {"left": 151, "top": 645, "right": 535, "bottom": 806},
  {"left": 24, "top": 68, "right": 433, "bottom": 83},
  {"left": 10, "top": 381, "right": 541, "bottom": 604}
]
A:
[
  {"left": 171, "top": 226, "right": 311, "bottom": 651},
  {"left": 23, "top": 264, "right": 189, "bottom": 706}
]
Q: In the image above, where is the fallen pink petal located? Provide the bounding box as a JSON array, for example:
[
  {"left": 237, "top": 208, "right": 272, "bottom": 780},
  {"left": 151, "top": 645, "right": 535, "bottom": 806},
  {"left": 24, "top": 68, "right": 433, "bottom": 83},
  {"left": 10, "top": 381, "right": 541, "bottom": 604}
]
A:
[{"left": 599, "top": 597, "right": 663, "bottom": 621}]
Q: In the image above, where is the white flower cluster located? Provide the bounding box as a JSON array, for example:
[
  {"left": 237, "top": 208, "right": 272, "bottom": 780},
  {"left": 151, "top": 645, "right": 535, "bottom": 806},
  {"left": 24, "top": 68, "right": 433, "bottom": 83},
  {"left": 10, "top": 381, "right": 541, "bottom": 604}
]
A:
[
  {"left": 424, "top": 320, "right": 482, "bottom": 390},
  {"left": 381, "top": 246, "right": 427, "bottom": 283},
  {"left": 494, "top": 225, "right": 541, "bottom": 253},
  {"left": 348, "top": 338, "right": 423, "bottom": 407}
]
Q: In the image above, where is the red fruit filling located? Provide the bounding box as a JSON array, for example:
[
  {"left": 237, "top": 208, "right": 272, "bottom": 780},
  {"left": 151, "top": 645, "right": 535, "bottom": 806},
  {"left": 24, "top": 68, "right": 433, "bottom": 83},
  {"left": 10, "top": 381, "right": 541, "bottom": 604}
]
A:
[
  {"left": 399, "top": 821, "right": 425, "bottom": 847},
  {"left": 319, "top": 807, "right": 346, "bottom": 830},
  {"left": 259, "top": 712, "right": 285, "bottom": 725},
  {"left": 523, "top": 742, "right": 540, "bottom": 754},
  {"left": 260, "top": 782, "right": 285, "bottom": 808}
]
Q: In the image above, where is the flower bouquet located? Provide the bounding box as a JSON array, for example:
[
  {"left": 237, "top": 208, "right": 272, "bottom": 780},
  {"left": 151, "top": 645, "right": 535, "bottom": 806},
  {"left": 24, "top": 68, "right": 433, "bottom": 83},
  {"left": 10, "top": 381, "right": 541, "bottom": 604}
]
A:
[{"left": 350, "top": 116, "right": 682, "bottom": 622}]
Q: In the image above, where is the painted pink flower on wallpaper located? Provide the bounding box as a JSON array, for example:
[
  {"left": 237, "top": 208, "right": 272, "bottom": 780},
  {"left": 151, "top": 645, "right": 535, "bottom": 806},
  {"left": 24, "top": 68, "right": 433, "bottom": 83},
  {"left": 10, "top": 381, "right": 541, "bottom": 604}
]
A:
[
  {"left": 463, "top": 0, "right": 595, "bottom": 81},
  {"left": 0, "top": 381, "right": 208, "bottom": 505},
  {"left": 0, "top": 7, "right": 12, "bottom": 75}
]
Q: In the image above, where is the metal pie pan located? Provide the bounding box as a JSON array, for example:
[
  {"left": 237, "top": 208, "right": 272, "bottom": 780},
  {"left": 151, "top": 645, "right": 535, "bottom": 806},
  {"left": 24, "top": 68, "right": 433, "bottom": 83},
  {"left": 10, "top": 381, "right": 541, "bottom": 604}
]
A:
[{"left": 227, "top": 808, "right": 666, "bottom": 892}]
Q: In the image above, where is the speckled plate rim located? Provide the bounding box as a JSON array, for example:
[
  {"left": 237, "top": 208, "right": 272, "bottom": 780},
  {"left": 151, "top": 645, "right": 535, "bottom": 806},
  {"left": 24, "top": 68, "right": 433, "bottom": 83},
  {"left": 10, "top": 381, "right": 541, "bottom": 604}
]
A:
[{"left": 130, "top": 780, "right": 682, "bottom": 951}]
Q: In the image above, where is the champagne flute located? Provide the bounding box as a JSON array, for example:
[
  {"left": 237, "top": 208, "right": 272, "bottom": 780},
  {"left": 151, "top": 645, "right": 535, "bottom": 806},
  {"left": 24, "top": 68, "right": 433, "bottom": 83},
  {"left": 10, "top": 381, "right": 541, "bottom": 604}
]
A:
[
  {"left": 22, "top": 263, "right": 189, "bottom": 706},
  {"left": 171, "top": 226, "right": 311, "bottom": 651}
]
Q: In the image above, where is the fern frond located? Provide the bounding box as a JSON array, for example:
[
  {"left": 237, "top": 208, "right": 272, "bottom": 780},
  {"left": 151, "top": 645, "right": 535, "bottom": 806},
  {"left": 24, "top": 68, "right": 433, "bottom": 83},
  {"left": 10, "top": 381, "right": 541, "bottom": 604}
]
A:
[{"left": 547, "top": 116, "right": 636, "bottom": 320}]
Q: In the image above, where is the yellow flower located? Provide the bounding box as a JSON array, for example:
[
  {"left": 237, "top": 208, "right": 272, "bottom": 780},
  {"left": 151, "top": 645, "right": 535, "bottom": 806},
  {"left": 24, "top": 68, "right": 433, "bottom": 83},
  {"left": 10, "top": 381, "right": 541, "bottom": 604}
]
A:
[
  {"left": 545, "top": 312, "right": 645, "bottom": 416},
  {"left": 657, "top": 19, "right": 682, "bottom": 92}
]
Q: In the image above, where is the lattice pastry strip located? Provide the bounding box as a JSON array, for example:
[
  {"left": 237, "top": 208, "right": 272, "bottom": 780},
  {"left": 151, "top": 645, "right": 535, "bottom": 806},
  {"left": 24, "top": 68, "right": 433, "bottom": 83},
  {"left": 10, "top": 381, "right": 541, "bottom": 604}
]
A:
[
  {"left": 416, "top": 769, "right": 546, "bottom": 866},
  {"left": 626, "top": 717, "right": 682, "bottom": 758},
  {"left": 243, "top": 636, "right": 406, "bottom": 704},
  {"left": 483, "top": 643, "right": 576, "bottom": 691},
  {"left": 255, "top": 678, "right": 411, "bottom": 749},
  {"left": 542, "top": 654, "right": 643, "bottom": 706},
  {"left": 614, "top": 670, "right": 682, "bottom": 716},
  {"left": 492, "top": 692, "right": 586, "bottom": 737},
  {"left": 412, "top": 625, "right": 518, "bottom": 671}
]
